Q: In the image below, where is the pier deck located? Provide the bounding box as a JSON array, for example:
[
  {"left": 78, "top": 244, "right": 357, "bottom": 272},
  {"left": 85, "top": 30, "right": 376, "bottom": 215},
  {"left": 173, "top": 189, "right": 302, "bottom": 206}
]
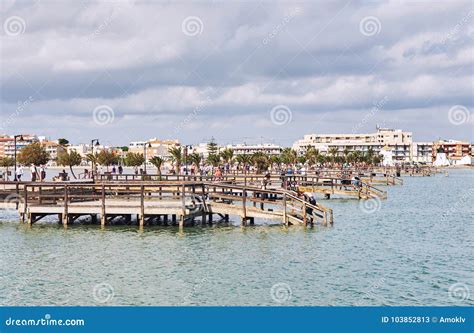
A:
[{"left": 2, "top": 181, "right": 333, "bottom": 227}]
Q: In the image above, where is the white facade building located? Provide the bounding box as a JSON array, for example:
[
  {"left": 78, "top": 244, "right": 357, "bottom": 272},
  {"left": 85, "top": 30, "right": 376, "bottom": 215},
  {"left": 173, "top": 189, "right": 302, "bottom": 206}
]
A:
[{"left": 292, "top": 128, "right": 413, "bottom": 162}]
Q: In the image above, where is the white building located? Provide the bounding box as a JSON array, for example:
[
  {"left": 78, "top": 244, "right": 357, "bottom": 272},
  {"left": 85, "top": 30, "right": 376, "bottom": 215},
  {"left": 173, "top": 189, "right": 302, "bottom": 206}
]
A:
[
  {"left": 292, "top": 127, "right": 413, "bottom": 162},
  {"left": 226, "top": 143, "right": 282, "bottom": 156},
  {"left": 129, "top": 139, "right": 180, "bottom": 159},
  {"left": 411, "top": 142, "right": 433, "bottom": 163}
]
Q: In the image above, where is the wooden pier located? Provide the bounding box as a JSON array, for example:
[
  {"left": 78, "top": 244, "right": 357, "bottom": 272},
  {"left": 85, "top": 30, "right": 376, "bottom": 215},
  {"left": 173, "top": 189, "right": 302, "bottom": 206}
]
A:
[{"left": 1, "top": 180, "right": 333, "bottom": 228}]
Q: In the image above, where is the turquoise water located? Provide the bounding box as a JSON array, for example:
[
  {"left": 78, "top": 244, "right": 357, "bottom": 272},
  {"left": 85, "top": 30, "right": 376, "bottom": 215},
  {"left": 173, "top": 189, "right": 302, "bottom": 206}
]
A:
[{"left": 0, "top": 169, "right": 472, "bottom": 306}]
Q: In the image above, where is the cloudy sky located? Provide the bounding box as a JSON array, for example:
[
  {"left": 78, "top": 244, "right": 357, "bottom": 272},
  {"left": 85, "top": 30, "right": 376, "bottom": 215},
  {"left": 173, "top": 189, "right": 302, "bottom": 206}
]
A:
[{"left": 0, "top": 0, "right": 472, "bottom": 146}]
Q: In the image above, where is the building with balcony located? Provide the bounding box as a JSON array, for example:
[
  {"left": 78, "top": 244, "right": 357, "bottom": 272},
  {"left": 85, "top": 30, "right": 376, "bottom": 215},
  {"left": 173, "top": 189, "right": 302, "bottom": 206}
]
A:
[{"left": 292, "top": 127, "right": 413, "bottom": 162}]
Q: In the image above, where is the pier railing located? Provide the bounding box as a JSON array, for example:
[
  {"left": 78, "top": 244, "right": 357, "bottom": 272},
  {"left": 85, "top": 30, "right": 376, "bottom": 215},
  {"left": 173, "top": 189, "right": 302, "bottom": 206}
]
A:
[{"left": 8, "top": 181, "right": 333, "bottom": 226}]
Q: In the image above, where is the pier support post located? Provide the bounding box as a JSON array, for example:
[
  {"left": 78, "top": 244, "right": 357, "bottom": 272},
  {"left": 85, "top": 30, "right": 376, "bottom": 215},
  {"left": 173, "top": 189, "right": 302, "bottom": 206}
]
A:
[
  {"left": 140, "top": 184, "right": 145, "bottom": 227},
  {"left": 179, "top": 215, "right": 184, "bottom": 228}
]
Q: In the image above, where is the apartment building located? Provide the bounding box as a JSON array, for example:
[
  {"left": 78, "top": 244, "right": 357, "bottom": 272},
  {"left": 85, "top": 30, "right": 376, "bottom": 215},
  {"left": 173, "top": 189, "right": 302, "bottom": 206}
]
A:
[
  {"left": 432, "top": 140, "right": 471, "bottom": 161},
  {"left": 129, "top": 139, "right": 180, "bottom": 159},
  {"left": 292, "top": 128, "right": 413, "bottom": 162},
  {"left": 226, "top": 143, "right": 282, "bottom": 156}
]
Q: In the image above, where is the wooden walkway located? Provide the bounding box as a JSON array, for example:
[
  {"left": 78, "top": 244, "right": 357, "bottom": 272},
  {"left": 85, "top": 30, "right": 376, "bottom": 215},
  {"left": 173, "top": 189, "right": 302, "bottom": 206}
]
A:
[
  {"left": 97, "top": 174, "right": 388, "bottom": 200},
  {"left": 1, "top": 181, "right": 333, "bottom": 228}
]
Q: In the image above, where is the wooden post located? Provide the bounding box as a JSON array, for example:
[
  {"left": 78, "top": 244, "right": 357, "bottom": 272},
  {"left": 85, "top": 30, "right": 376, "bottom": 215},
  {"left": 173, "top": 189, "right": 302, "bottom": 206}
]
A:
[
  {"left": 101, "top": 183, "right": 106, "bottom": 226},
  {"left": 180, "top": 183, "right": 185, "bottom": 228},
  {"left": 242, "top": 187, "right": 247, "bottom": 220},
  {"left": 21, "top": 185, "right": 28, "bottom": 223},
  {"left": 140, "top": 184, "right": 145, "bottom": 227},
  {"left": 283, "top": 192, "right": 288, "bottom": 226},
  {"left": 62, "top": 185, "right": 68, "bottom": 226},
  {"left": 303, "top": 201, "right": 307, "bottom": 226}
]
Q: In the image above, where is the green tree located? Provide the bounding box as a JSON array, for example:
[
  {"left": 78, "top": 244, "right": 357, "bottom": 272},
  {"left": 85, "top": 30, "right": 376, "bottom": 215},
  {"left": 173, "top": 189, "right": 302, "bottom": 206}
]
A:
[
  {"left": 86, "top": 153, "right": 98, "bottom": 174},
  {"left": 124, "top": 152, "right": 145, "bottom": 168},
  {"left": 343, "top": 147, "right": 350, "bottom": 163},
  {"left": 168, "top": 146, "right": 182, "bottom": 173},
  {"left": 207, "top": 154, "right": 221, "bottom": 167},
  {"left": 18, "top": 143, "right": 50, "bottom": 166},
  {"left": 281, "top": 148, "right": 298, "bottom": 165},
  {"left": 188, "top": 152, "right": 202, "bottom": 167},
  {"left": 220, "top": 148, "right": 234, "bottom": 164},
  {"left": 97, "top": 150, "right": 118, "bottom": 171},
  {"left": 57, "top": 151, "right": 82, "bottom": 179},
  {"left": 305, "top": 147, "right": 319, "bottom": 165},
  {"left": 58, "top": 138, "right": 69, "bottom": 146},
  {"left": 251, "top": 152, "right": 270, "bottom": 173},
  {"left": 366, "top": 147, "right": 375, "bottom": 165},
  {"left": 297, "top": 156, "right": 307, "bottom": 164},
  {"left": 328, "top": 147, "right": 339, "bottom": 165},
  {"left": 235, "top": 154, "right": 252, "bottom": 173},
  {"left": 207, "top": 138, "right": 219, "bottom": 155},
  {"left": 0, "top": 157, "right": 15, "bottom": 181},
  {"left": 149, "top": 156, "right": 165, "bottom": 176}
]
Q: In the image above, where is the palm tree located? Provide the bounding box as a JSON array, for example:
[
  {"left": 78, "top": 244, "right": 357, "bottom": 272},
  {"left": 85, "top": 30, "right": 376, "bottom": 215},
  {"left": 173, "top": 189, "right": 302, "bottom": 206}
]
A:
[
  {"left": 86, "top": 153, "right": 98, "bottom": 175},
  {"left": 220, "top": 148, "right": 234, "bottom": 165},
  {"left": 207, "top": 154, "right": 221, "bottom": 167},
  {"left": 187, "top": 152, "right": 202, "bottom": 168},
  {"left": 235, "top": 154, "right": 252, "bottom": 173},
  {"left": 251, "top": 152, "right": 270, "bottom": 173},
  {"left": 149, "top": 156, "right": 165, "bottom": 176},
  {"left": 328, "top": 147, "right": 339, "bottom": 166},
  {"left": 168, "top": 146, "right": 182, "bottom": 173},
  {"left": 305, "top": 147, "right": 319, "bottom": 165},
  {"left": 281, "top": 148, "right": 298, "bottom": 165},
  {"left": 366, "top": 147, "right": 375, "bottom": 165},
  {"left": 343, "top": 147, "right": 350, "bottom": 163}
]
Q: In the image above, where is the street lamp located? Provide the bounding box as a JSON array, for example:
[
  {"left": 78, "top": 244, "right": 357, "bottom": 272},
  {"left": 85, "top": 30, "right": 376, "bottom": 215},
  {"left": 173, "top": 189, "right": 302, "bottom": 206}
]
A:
[
  {"left": 183, "top": 145, "right": 191, "bottom": 176},
  {"left": 91, "top": 139, "right": 100, "bottom": 177},
  {"left": 13, "top": 134, "right": 24, "bottom": 181},
  {"left": 143, "top": 142, "right": 151, "bottom": 174}
]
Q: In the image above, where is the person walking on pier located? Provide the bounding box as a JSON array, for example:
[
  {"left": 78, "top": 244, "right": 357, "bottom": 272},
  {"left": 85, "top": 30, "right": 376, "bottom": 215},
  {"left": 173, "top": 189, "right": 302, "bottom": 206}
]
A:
[
  {"left": 30, "top": 164, "right": 38, "bottom": 182},
  {"left": 39, "top": 165, "right": 46, "bottom": 181},
  {"left": 15, "top": 165, "right": 23, "bottom": 181}
]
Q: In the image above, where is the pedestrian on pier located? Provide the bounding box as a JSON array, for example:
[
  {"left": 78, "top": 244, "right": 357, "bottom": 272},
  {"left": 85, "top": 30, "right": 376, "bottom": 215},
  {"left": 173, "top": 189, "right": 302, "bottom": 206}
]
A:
[{"left": 30, "top": 164, "right": 38, "bottom": 182}]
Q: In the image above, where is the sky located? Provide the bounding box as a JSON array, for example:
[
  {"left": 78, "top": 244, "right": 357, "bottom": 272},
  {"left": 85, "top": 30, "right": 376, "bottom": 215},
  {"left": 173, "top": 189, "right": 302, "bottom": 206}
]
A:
[{"left": 0, "top": 0, "right": 473, "bottom": 147}]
